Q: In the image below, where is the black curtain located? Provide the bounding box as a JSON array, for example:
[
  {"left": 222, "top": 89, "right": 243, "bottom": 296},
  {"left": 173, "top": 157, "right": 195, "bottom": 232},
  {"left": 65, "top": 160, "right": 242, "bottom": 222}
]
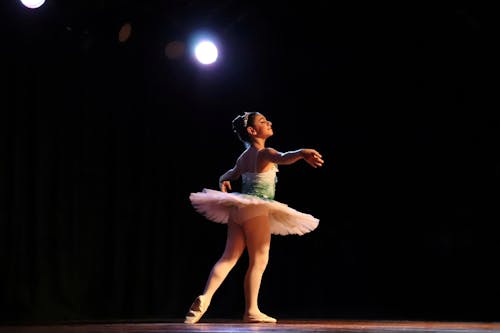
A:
[{"left": 2, "top": 2, "right": 499, "bottom": 324}]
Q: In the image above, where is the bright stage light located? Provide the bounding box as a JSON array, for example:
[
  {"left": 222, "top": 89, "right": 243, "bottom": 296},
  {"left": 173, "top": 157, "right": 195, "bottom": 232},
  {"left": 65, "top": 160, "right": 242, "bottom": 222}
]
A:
[
  {"left": 194, "top": 40, "right": 218, "bottom": 65},
  {"left": 20, "top": 0, "right": 45, "bottom": 9}
]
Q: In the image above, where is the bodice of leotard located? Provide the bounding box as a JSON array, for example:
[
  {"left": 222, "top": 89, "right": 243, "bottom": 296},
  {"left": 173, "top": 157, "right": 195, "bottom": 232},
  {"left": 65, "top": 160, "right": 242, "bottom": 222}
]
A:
[{"left": 241, "top": 164, "right": 278, "bottom": 200}]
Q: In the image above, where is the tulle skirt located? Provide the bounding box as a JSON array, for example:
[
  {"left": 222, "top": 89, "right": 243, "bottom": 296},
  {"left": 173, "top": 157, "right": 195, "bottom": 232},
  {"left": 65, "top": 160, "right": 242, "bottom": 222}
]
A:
[{"left": 189, "top": 188, "right": 319, "bottom": 236}]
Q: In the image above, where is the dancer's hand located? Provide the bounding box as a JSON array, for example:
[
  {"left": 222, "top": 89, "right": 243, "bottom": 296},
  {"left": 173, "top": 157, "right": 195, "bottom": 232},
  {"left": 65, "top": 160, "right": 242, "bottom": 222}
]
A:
[
  {"left": 220, "top": 180, "right": 232, "bottom": 192},
  {"left": 302, "top": 149, "right": 324, "bottom": 168}
]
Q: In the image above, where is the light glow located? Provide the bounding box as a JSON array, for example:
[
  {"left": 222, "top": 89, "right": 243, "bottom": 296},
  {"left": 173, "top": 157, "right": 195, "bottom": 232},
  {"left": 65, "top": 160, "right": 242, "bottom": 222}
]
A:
[
  {"left": 20, "top": 0, "right": 45, "bottom": 9},
  {"left": 194, "top": 40, "right": 218, "bottom": 65}
]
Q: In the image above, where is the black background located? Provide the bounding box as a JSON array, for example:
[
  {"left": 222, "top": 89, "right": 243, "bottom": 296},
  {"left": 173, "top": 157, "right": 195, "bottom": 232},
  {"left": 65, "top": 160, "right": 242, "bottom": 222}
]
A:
[{"left": 2, "top": 0, "right": 498, "bottom": 324}]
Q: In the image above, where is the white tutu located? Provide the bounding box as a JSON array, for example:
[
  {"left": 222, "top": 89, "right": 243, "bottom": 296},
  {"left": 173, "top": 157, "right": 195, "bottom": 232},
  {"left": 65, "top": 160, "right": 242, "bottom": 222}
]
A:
[{"left": 189, "top": 188, "right": 319, "bottom": 236}]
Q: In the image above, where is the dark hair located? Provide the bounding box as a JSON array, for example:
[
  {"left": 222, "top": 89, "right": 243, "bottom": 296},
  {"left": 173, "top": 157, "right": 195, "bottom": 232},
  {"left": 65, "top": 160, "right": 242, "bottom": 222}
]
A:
[{"left": 232, "top": 111, "right": 258, "bottom": 146}]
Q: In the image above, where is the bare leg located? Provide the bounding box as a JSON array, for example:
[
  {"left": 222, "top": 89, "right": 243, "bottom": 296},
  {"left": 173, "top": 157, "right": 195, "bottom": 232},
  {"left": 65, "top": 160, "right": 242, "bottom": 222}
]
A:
[
  {"left": 242, "top": 215, "right": 276, "bottom": 322},
  {"left": 185, "top": 220, "right": 246, "bottom": 323},
  {"left": 202, "top": 221, "right": 246, "bottom": 301}
]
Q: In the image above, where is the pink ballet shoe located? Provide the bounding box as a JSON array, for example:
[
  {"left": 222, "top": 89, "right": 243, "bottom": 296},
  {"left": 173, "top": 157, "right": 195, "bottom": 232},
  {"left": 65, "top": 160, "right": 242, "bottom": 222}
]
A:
[
  {"left": 184, "top": 295, "right": 210, "bottom": 324},
  {"left": 243, "top": 312, "right": 277, "bottom": 323}
]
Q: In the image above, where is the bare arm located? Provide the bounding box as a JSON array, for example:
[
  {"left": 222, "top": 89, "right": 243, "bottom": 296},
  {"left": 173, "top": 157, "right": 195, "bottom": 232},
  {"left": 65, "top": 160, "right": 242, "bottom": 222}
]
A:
[
  {"left": 259, "top": 147, "right": 324, "bottom": 168},
  {"left": 218, "top": 163, "right": 241, "bottom": 192}
]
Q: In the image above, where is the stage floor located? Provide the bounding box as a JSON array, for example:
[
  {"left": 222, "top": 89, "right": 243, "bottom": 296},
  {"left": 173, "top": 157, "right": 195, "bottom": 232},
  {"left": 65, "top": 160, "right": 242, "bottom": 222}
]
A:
[{"left": 2, "top": 320, "right": 500, "bottom": 333}]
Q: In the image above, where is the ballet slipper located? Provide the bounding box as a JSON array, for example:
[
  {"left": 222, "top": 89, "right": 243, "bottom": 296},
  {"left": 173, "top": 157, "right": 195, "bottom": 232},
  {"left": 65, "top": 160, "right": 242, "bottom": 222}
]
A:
[
  {"left": 243, "top": 312, "right": 277, "bottom": 323},
  {"left": 184, "top": 295, "right": 210, "bottom": 324}
]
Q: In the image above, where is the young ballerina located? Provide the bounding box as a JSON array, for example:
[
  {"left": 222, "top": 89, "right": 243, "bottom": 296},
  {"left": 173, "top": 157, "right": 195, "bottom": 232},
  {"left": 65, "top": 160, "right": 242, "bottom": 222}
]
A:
[{"left": 185, "top": 111, "right": 324, "bottom": 324}]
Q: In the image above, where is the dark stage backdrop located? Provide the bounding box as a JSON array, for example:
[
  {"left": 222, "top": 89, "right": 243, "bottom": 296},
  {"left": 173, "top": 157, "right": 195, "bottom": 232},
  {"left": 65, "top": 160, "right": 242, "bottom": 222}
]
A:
[{"left": 2, "top": 1, "right": 498, "bottom": 324}]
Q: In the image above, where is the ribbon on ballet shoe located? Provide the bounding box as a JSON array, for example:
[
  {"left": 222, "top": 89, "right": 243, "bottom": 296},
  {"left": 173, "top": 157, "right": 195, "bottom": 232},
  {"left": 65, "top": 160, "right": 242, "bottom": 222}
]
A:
[
  {"left": 184, "top": 295, "right": 210, "bottom": 324},
  {"left": 243, "top": 312, "right": 277, "bottom": 323}
]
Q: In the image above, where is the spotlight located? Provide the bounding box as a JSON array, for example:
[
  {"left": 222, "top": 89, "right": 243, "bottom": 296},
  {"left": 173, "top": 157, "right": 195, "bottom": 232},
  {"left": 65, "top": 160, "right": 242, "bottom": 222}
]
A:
[
  {"left": 194, "top": 40, "right": 218, "bottom": 65},
  {"left": 19, "top": 0, "right": 45, "bottom": 9}
]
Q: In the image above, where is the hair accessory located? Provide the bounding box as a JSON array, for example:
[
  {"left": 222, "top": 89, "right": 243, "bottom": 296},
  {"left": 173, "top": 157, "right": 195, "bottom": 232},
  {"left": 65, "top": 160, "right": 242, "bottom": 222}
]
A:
[{"left": 243, "top": 112, "right": 249, "bottom": 127}]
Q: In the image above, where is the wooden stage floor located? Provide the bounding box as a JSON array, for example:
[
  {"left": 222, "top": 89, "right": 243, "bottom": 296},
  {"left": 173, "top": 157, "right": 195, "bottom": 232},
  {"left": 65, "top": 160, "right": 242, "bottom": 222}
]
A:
[{"left": 2, "top": 320, "right": 500, "bottom": 333}]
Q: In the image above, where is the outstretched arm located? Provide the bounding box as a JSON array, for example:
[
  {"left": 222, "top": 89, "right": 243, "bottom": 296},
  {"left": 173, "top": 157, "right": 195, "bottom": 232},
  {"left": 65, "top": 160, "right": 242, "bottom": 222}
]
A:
[{"left": 259, "top": 148, "right": 324, "bottom": 168}]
